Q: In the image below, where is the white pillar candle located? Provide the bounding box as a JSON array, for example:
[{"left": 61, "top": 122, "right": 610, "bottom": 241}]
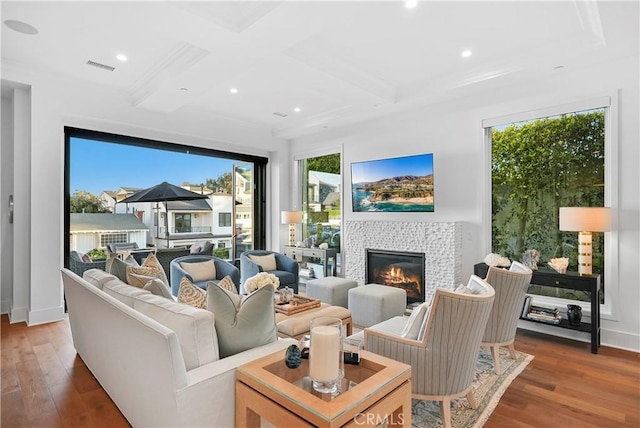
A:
[{"left": 309, "top": 325, "right": 340, "bottom": 382}]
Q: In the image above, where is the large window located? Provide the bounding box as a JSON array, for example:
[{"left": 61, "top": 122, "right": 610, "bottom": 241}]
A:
[
  {"left": 64, "top": 128, "right": 267, "bottom": 268},
  {"left": 301, "top": 153, "right": 341, "bottom": 251},
  {"left": 294, "top": 151, "right": 342, "bottom": 280},
  {"left": 485, "top": 99, "right": 612, "bottom": 307}
]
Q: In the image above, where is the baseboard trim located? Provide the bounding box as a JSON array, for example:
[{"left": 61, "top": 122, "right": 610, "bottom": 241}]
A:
[
  {"left": 9, "top": 305, "right": 28, "bottom": 323},
  {"left": 1, "top": 299, "right": 10, "bottom": 315},
  {"left": 28, "top": 306, "right": 66, "bottom": 326}
]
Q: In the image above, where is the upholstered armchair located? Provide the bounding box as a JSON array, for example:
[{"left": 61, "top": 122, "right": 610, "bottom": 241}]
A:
[
  {"left": 363, "top": 276, "right": 495, "bottom": 428},
  {"left": 239, "top": 250, "right": 299, "bottom": 294},
  {"left": 169, "top": 255, "right": 240, "bottom": 296},
  {"left": 481, "top": 260, "right": 533, "bottom": 374}
]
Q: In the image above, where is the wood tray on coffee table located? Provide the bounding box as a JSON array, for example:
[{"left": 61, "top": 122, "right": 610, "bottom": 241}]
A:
[{"left": 274, "top": 295, "right": 321, "bottom": 316}]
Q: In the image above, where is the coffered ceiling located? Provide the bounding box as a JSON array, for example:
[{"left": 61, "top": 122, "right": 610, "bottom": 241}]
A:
[{"left": 2, "top": 1, "right": 638, "bottom": 140}]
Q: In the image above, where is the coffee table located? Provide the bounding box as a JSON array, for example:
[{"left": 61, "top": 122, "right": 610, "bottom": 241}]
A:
[{"left": 236, "top": 349, "right": 411, "bottom": 427}]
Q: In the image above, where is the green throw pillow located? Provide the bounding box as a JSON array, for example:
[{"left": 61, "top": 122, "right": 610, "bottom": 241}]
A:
[
  {"left": 108, "top": 256, "right": 139, "bottom": 283},
  {"left": 206, "top": 283, "right": 277, "bottom": 358}
]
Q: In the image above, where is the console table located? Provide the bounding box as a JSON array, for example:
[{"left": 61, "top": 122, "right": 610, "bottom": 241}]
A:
[
  {"left": 284, "top": 246, "right": 337, "bottom": 279},
  {"left": 474, "top": 263, "right": 601, "bottom": 354}
]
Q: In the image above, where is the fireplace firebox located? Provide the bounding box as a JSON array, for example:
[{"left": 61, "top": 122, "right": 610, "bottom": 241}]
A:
[{"left": 366, "top": 249, "right": 425, "bottom": 303}]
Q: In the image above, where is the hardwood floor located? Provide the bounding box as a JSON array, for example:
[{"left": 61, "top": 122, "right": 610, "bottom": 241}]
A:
[{"left": 2, "top": 313, "right": 638, "bottom": 427}]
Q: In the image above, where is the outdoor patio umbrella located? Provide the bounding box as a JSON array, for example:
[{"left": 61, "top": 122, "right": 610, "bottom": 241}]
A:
[{"left": 117, "top": 181, "right": 209, "bottom": 247}]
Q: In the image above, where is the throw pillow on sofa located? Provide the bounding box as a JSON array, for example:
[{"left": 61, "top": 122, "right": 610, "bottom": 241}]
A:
[
  {"left": 109, "top": 255, "right": 140, "bottom": 283},
  {"left": 214, "top": 275, "right": 238, "bottom": 295},
  {"left": 179, "top": 259, "right": 216, "bottom": 282},
  {"left": 144, "top": 278, "right": 174, "bottom": 300},
  {"left": 126, "top": 266, "right": 162, "bottom": 288},
  {"left": 178, "top": 276, "right": 206, "bottom": 309},
  {"left": 206, "top": 283, "right": 277, "bottom": 358},
  {"left": 140, "top": 252, "right": 169, "bottom": 286}
]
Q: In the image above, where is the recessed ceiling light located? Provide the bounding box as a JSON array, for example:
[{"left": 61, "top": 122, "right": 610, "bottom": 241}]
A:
[
  {"left": 294, "top": 107, "right": 301, "bottom": 113},
  {"left": 230, "top": 88, "right": 238, "bottom": 94},
  {"left": 461, "top": 50, "right": 472, "bottom": 58},
  {"left": 4, "top": 19, "right": 38, "bottom": 35},
  {"left": 116, "top": 54, "right": 127, "bottom": 62},
  {"left": 405, "top": 0, "right": 418, "bottom": 9}
]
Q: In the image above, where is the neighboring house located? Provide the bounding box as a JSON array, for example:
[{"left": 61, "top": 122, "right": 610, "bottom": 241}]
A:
[
  {"left": 308, "top": 171, "right": 340, "bottom": 212},
  {"left": 69, "top": 213, "right": 148, "bottom": 254},
  {"left": 105, "top": 184, "right": 239, "bottom": 249},
  {"left": 115, "top": 187, "right": 142, "bottom": 203},
  {"left": 98, "top": 190, "right": 117, "bottom": 212},
  {"left": 323, "top": 192, "right": 340, "bottom": 210}
]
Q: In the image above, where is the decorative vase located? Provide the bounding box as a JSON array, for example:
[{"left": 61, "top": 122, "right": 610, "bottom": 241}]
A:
[
  {"left": 566, "top": 304, "right": 582, "bottom": 325},
  {"left": 285, "top": 344, "right": 302, "bottom": 368}
]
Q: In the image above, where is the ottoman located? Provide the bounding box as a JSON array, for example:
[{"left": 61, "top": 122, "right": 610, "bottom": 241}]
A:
[
  {"left": 348, "top": 284, "right": 407, "bottom": 328},
  {"left": 275, "top": 303, "right": 352, "bottom": 340},
  {"left": 306, "top": 276, "right": 357, "bottom": 308}
]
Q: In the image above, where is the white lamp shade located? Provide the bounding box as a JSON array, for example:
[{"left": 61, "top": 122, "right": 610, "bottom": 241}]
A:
[
  {"left": 559, "top": 207, "right": 611, "bottom": 232},
  {"left": 281, "top": 211, "right": 303, "bottom": 225}
]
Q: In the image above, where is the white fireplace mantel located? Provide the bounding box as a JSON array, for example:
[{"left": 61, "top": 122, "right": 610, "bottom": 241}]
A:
[{"left": 344, "top": 221, "right": 463, "bottom": 302}]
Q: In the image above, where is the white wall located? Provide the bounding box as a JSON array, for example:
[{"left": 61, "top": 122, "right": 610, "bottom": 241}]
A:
[
  {"left": 291, "top": 55, "right": 640, "bottom": 352},
  {"left": 1, "top": 94, "right": 14, "bottom": 314},
  {"left": 0, "top": 66, "right": 289, "bottom": 326}
]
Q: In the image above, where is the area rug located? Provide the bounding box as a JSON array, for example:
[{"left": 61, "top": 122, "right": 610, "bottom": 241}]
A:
[{"left": 411, "top": 348, "right": 534, "bottom": 428}]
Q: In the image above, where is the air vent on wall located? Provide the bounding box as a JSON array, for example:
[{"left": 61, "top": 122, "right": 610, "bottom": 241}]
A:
[
  {"left": 85, "top": 60, "right": 116, "bottom": 72},
  {"left": 272, "top": 111, "right": 288, "bottom": 118}
]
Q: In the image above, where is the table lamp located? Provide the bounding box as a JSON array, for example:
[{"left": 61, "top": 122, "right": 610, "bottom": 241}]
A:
[
  {"left": 281, "top": 211, "right": 303, "bottom": 246},
  {"left": 559, "top": 207, "right": 611, "bottom": 276}
]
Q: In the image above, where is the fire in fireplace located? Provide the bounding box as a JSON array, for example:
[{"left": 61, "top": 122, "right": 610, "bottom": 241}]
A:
[{"left": 366, "top": 249, "right": 426, "bottom": 303}]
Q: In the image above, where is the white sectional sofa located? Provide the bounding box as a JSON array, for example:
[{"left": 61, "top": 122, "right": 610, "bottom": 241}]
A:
[{"left": 61, "top": 268, "right": 296, "bottom": 427}]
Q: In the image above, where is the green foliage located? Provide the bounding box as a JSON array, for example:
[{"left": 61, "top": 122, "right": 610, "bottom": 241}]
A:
[
  {"left": 491, "top": 110, "right": 605, "bottom": 277},
  {"left": 205, "top": 172, "right": 232, "bottom": 194},
  {"left": 213, "top": 247, "right": 230, "bottom": 259},
  {"left": 70, "top": 191, "right": 110, "bottom": 213},
  {"left": 306, "top": 153, "right": 340, "bottom": 174},
  {"left": 86, "top": 248, "right": 106, "bottom": 260}
]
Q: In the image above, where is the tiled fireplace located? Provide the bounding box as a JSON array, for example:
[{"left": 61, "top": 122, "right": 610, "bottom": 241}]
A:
[{"left": 345, "top": 221, "right": 462, "bottom": 303}]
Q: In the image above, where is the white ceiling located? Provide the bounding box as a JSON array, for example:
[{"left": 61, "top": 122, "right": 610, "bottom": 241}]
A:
[{"left": 2, "top": 1, "right": 638, "bottom": 140}]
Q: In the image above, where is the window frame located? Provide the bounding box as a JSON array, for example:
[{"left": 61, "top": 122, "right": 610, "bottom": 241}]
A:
[
  {"left": 64, "top": 127, "right": 268, "bottom": 268},
  {"left": 482, "top": 95, "right": 619, "bottom": 320}
]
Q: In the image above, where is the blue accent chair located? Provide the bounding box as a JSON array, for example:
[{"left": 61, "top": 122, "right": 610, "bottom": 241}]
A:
[
  {"left": 170, "top": 255, "right": 240, "bottom": 296},
  {"left": 240, "top": 250, "right": 299, "bottom": 294}
]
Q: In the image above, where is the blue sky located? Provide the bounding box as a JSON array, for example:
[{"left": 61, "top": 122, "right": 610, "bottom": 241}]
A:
[
  {"left": 70, "top": 138, "right": 236, "bottom": 195},
  {"left": 351, "top": 153, "right": 433, "bottom": 183}
]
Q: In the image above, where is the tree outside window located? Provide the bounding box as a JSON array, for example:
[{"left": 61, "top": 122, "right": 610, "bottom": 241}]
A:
[{"left": 491, "top": 108, "right": 606, "bottom": 303}]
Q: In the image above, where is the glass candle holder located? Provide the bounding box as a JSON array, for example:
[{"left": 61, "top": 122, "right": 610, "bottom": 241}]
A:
[{"left": 309, "top": 317, "right": 343, "bottom": 393}]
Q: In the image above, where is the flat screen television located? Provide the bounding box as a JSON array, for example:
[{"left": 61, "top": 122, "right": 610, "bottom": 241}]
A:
[{"left": 351, "top": 153, "right": 434, "bottom": 212}]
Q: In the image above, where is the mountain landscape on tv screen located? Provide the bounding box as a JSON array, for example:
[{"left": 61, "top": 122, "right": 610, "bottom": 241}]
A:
[{"left": 352, "top": 174, "right": 434, "bottom": 212}]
